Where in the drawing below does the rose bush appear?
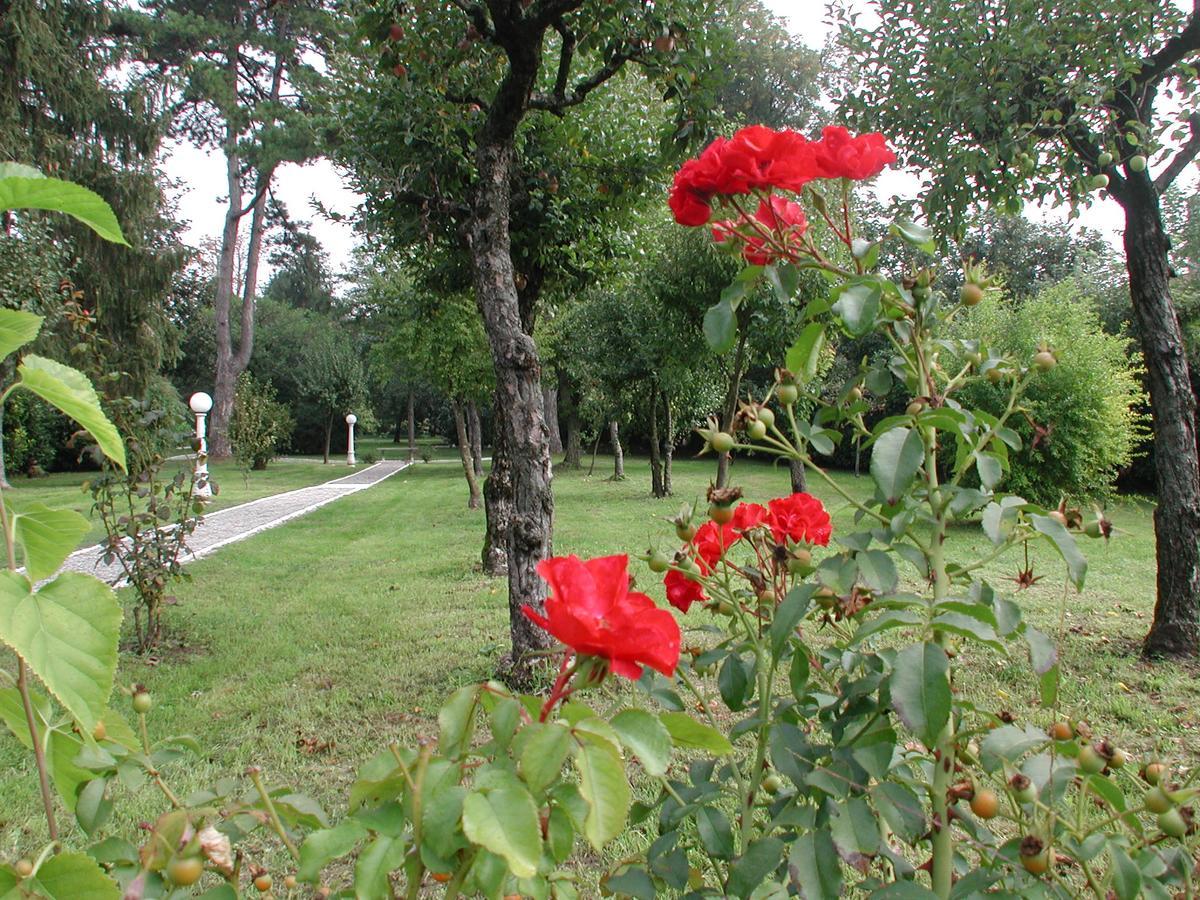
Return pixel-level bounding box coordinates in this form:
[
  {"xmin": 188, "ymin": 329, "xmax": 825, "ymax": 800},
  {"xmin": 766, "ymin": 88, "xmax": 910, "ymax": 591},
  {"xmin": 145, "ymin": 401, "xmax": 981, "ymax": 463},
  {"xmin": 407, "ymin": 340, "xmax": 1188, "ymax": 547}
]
[{"xmin": 4, "ymin": 135, "xmax": 1198, "ymax": 900}]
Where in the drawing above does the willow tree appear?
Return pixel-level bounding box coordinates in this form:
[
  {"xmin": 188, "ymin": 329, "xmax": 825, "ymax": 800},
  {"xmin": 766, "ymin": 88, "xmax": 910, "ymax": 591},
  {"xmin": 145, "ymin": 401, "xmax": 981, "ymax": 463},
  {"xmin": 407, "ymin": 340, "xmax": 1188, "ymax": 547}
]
[{"xmin": 836, "ymin": 0, "xmax": 1200, "ymax": 657}]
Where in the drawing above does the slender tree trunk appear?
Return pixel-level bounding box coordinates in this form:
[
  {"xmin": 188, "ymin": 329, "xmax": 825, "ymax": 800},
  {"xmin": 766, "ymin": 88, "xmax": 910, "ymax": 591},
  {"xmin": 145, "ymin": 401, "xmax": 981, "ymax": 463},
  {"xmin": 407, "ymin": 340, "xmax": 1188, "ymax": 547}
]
[
  {"xmin": 209, "ymin": 38, "xmax": 285, "ymax": 459},
  {"xmin": 323, "ymin": 414, "xmax": 332, "ymax": 465},
  {"xmin": 716, "ymin": 330, "xmax": 749, "ymax": 488},
  {"xmin": 610, "ymin": 419, "xmax": 624, "ymax": 481},
  {"xmin": 789, "ymin": 457, "xmax": 807, "ymax": 493},
  {"xmin": 407, "ymin": 389, "xmax": 416, "ymax": 461},
  {"xmin": 543, "ymin": 384, "xmax": 563, "ymax": 455},
  {"xmin": 559, "ymin": 375, "xmax": 582, "ymax": 468},
  {"xmin": 466, "ymin": 122, "xmax": 554, "ymax": 681},
  {"xmin": 482, "ymin": 402, "xmax": 510, "ymax": 576},
  {"xmin": 452, "ymin": 398, "xmax": 482, "ymax": 509},
  {"xmin": 468, "ymin": 399, "xmax": 484, "ymax": 478},
  {"xmin": 587, "ymin": 427, "xmax": 602, "ymax": 476},
  {"xmin": 1119, "ymin": 180, "xmax": 1200, "ymax": 657},
  {"xmin": 661, "ymin": 389, "xmax": 674, "ymax": 497},
  {"xmin": 649, "ymin": 384, "xmax": 665, "ymax": 498}
]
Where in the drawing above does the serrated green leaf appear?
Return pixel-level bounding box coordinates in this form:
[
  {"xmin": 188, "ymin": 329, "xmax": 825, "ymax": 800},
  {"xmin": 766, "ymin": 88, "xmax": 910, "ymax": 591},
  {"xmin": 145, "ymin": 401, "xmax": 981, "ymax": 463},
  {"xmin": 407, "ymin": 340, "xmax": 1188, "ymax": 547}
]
[
  {"xmin": 17, "ymin": 356, "xmax": 125, "ymax": 471},
  {"xmin": 890, "ymin": 643, "xmax": 950, "ymax": 748},
  {"xmin": 857, "ymin": 549, "xmax": 898, "ymax": 593},
  {"xmin": 889, "ymin": 219, "xmax": 936, "ymax": 253},
  {"xmin": 1030, "ymin": 514, "xmax": 1087, "ymax": 589},
  {"xmin": 26, "ymin": 851, "xmax": 119, "ymax": 899},
  {"xmin": 13, "ymin": 503, "xmax": 91, "ymax": 581},
  {"xmin": 438, "ymin": 684, "xmax": 480, "ymax": 757},
  {"xmin": 727, "ymin": 836, "xmax": 785, "ymax": 897},
  {"xmin": 789, "ymin": 830, "xmax": 842, "ymax": 899},
  {"xmin": 0, "ymin": 571, "xmax": 120, "ymax": 734},
  {"xmin": 0, "ymin": 176, "xmax": 128, "ymax": 244},
  {"xmin": 353, "ymin": 834, "xmax": 406, "ymax": 900},
  {"xmin": 519, "ymin": 721, "xmax": 571, "ymax": 793},
  {"xmin": 573, "ymin": 732, "xmax": 629, "ymax": 849},
  {"xmin": 871, "ymin": 426, "xmax": 924, "ymax": 505},
  {"xmin": 298, "ymin": 821, "xmax": 367, "ymax": 883},
  {"xmin": 0, "ymin": 308, "xmax": 43, "ymax": 359},
  {"xmin": 659, "ymin": 711, "xmax": 733, "ymax": 754},
  {"xmin": 786, "ymin": 322, "xmax": 826, "ymax": 385},
  {"xmin": 832, "ymin": 282, "xmax": 882, "ymax": 337},
  {"xmin": 980, "ymin": 723, "xmax": 1047, "ymax": 772},
  {"xmin": 703, "ymin": 298, "xmax": 737, "ymax": 353},
  {"xmin": 610, "ymin": 709, "xmax": 671, "ymax": 777}
]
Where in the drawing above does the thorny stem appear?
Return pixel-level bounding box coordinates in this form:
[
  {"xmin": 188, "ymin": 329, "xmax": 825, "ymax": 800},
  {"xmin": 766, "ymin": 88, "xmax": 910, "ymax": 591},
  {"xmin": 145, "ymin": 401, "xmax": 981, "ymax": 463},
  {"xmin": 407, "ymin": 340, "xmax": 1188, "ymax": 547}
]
[
  {"xmin": 403, "ymin": 740, "xmax": 435, "ymax": 900},
  {"xmin": 248, "ymin": 767, "xmax": 300, "ymax": 860},
  {"xmin": 0, "ymin": 482, "xmax": 59, "ymax": 845}
]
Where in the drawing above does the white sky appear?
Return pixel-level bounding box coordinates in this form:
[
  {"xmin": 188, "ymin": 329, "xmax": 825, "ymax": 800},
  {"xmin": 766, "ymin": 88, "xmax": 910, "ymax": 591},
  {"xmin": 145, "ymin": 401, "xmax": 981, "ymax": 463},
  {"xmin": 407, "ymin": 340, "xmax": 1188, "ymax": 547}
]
[{"xmin": 162, "ymin": 1, "xmax": 1138, "ymax": 278}]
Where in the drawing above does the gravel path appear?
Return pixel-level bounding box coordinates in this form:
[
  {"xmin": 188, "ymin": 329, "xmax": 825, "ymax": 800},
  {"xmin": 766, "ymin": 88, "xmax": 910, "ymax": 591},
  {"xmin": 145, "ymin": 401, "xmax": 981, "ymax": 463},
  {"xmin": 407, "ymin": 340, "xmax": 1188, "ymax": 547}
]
[{"xmin": 57, "ymin": 459, "xmax": 410, "ymax": 586}]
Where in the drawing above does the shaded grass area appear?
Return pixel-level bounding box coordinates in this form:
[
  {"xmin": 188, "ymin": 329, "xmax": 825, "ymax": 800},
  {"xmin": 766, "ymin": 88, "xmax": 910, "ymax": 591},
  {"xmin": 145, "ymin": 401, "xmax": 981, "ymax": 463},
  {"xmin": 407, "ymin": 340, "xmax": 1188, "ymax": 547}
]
[
  {"xmin": 0, "ymin": 458, "xmax": 363, "ymax": 548},
  {"xmin": 2, "ymin": 456, "xmax": 1196, "ymax": 866}
]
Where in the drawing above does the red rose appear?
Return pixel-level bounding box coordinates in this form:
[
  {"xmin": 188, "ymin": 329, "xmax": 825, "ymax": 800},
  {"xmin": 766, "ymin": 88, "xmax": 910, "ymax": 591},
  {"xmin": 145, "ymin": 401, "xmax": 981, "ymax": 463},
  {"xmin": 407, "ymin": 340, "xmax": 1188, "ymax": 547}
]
[
  {"xmin": 664, "ymin": 567, "xmax": 706, "ymax": 612},
  {"xmin": 525, "ymin": 554, "xmax": 680, "ymax": 678},
  {"xmin": 810, "ymin": 126, "xmax": 895, "ymax": 180},
  {"xmin": 731, "ymin": 501, "xmax": 768, "ymax": 533},
  {"xmin": 766, "ymin": 492, "xmax": 832, "ymax": 546},
  {"xmin": 693, "ymin": 519, "xmax": 739, "ymax": 568}
]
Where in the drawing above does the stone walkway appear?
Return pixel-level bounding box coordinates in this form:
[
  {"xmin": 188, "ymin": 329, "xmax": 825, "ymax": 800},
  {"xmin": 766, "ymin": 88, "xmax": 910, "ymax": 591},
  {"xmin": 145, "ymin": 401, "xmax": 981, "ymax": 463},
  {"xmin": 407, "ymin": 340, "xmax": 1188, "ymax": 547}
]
[{"xmin": 57, "ymin": 459, "xmax": 410, "ymax": 586}]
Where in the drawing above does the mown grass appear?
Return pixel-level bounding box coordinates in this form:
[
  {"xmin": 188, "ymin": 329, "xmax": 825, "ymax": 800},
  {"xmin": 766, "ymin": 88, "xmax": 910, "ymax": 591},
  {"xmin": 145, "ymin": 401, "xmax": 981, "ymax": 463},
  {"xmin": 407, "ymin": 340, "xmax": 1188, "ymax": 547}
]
[{"xmin": 1, "ymin": 455, "xmax": 1196, "ymax": 876}]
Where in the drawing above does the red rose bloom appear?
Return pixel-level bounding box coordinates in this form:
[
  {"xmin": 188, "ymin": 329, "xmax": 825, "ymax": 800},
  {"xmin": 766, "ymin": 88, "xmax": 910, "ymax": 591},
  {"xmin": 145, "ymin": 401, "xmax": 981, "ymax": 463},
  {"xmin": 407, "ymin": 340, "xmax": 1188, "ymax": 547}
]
[
  {"xmin": 731, "ymin": 501, "xmax": 768, "ymax": 533},
  {"xmin": 766, "ymin": 492, "xmax": 832, "ymax": 546},
  {"xmin": 525, "ymin": 554, "xmax": 680, "ymax": 678},
  {"xmin": 692, "ymin": 519, "xmax": 739, "ymax": 568},
  {"xmin": 810, "ymin": 126, "xmax": 895, "ymax": 181},
  {"xmin": 664, "ymin": 567, "xmax": 706, "ymax": 613}
]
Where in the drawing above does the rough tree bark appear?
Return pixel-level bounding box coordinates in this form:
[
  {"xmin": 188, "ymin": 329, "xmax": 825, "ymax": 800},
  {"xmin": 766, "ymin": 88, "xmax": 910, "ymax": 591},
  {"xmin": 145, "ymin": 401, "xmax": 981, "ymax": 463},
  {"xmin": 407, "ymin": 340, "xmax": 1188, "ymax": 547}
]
[
  {"xmin": 406, "ymin": 389, "xmax": 416, "ymax": 461},
  {"xmin": 649, "ymin": 384, "xmax": 665, "ymax": 498},
  {"xmin": 661, "ymin": 388, "xmax": 674, "ymax": 496},
  {"xmin": 543, "ymin": 384, "xmax": 562, "ymax": 455},
  {"xmin": 468, "ymin": 399, "xmax": 484, "ymax": 478},
  {"xmin": 1120, "ymin": 175, "xmax": 1200, "ymax": 656},
  {"xmin": 560, "ymin": 374, "xmax": 583, "ymax": 468},
  {"xmin": 452, "ymin": 398, "xmax": 483, "ymax": 509},
  {"xmin": 609, "ymin": 419, "xmax": 624, "ymax": 481},
  {"xmin": 209, "ymin": 40, "xmax": 284, "ymax": 459},
  {"xmin": 482, "ymin": 399, "xmax": 510, "ymax": 576},
  {"xmin": 789, "ymin": 457, "xmax": 807, "ymax": 493},
  {"xmin": 715, "ymin": 330, "xmax": 749, "ymax": 488}
]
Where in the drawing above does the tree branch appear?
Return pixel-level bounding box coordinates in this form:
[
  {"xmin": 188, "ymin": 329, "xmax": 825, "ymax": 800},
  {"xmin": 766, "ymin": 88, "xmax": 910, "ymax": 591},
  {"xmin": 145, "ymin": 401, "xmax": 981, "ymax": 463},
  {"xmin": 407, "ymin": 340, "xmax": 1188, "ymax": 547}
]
[
  {"xmin": 1134, "ymin": 9, "xmax": 1199, "ymax": 90},
  {"xmin": 1156, "ymin": 113, "xmax": 1200, "ymax": 192},
  {"xmin": 550, "ymin": 18, "xmax": 576, "ymax": 101},
  {"xmin": 450, "ymin": 0, "xmax": 494, "ymax": 41},
  {"xmin": 528, "ymin": 47, "xmax": 639, "ymax": 113}
]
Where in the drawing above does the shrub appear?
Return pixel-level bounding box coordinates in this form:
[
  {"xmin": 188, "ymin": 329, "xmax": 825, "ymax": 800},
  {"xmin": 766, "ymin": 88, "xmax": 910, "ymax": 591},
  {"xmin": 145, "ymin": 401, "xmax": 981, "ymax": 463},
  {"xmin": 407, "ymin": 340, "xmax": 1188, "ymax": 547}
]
[
  {"xmin": 231, "ymin": 373, "xmax": 293, "ymax": 470},
  {"xmin": 948, "ymin": 278, "xmax": 1147, "ymax": 505}
]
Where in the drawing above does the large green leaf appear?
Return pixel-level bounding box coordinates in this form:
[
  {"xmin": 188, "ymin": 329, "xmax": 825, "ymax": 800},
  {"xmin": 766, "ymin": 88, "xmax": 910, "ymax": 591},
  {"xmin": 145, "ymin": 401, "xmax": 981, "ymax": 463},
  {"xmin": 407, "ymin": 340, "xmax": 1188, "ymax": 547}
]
[
  {"xmin": 353, "ymin": 834, "xmax": 406, "ymax": 900},
  {"xmin": 870, "ymin": 427, "xmax": 924, "ymax": 505},
  {"xmin": 889, "ymin": 643, "xmax": 950, "ymax": 748},
  {"xmin": 610, "ymin": 709, "xmax": 672, "ymax": 777},
  {"xmin": 0, "ymin": 308, "xmax": 43, "ymax": 359},
  {"xmin": 789, "ymin": 830, "xmax": 842, "ymax": 899},
  {"xmin": 25, "ymin": 851, "xmax": 119, "ymax": 899},
  {"xmin": 572, "ymin": 732, "xmax": 629, "ymax": 849},
  {"xmin": 0, "ymin": 176, "xmax": 128, "ymax": 245},
  {"xmin": 786, "ymin": 322, "xmax": 826, "ymax": 385},
  {"xmin": 831, "ymin": 282, "xmax": 881, "ymax": 337},
  {"xmin": 462, "ymin": 782, "xmax": 543, "ymax": 878},
  {"xmin": 1030, "ymin": 514, "xmax": 1087, "ymax": 589},
  {"xmin": 703, "ymin": 298, "xmax": 737, "ymax": 353},
  {"xmin": 0, "ymin": 571, "xmax": 120, "ymax": 733},
  {"xmin": 0, "ymin": 686, "xmax": 92, "ymax": 811},
  {"xmin": 13, "ymin": 503, "xmax": 91, "ymax": 581},
  {"xmin": 659, "ymin": 711, "xmax": 733, "ymax": 754},
  {"xmin": 16, "ymin": 356, "xmax": 125, "ymax": 470},
  {"xmin": 298, "ymin": 821, "xmax": 367, "ymax": 883},
  {"xmin": 829, "ymin": 797, "xmax": 881, "ymax": 872},
  {"xmin": 519, "ymin": 721, "xmax": 571, "ymax": 794}
]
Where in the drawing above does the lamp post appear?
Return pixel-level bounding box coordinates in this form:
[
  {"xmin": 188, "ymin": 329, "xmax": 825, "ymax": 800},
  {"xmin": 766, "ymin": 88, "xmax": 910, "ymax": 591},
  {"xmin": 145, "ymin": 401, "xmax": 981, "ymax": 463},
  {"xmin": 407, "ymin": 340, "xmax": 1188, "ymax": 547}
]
[
  {"xmin": 189, "ymin": 392, "xmax": 214, "ymax": 500},
  {"xmin": 345, "ymin": 413, "xmax": 357, "ymax": 466}
]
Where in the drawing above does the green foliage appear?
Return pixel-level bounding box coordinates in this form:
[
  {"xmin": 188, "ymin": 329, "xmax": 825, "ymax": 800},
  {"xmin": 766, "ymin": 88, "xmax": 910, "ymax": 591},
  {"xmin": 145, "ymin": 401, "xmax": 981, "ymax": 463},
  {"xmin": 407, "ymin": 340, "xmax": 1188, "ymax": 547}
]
[
  {"xmin": 950, "ymin": 280, "xmax": 1148, "ymax": 503},
  {"xmin": 231, "ymin": 373, "xmax": 293, "ymax": 471}
]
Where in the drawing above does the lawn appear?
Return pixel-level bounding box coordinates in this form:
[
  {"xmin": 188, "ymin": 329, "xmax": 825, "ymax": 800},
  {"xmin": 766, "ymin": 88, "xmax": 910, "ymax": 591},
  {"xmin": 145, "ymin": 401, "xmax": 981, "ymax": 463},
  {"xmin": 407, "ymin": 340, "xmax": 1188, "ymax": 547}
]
[
  {"xmin": 1, "ymin": 455, "xmax": 1196, "ymax": 869},
  {"xmin": 0, "ymin": 457, "xmax": 363, "ymax": 549}
]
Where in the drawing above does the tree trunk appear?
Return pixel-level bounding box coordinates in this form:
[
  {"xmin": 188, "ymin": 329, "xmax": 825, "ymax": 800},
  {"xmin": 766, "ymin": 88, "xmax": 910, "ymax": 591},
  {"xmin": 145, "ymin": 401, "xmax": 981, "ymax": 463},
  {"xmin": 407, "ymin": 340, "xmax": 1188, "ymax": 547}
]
[
  {"xmin": 560, "ymin": 375, "xmax": 582, "ymax": 468},
  {"xmin": 587, "ymin": 427, "xmax": 602, "ymax": 476},
  {"xmin": 543, "ymin": 384, "xmax": 563, "ymax": 455},
  {"xmin": 465, "ymin": 124, "xmax": 555, "ymax": 682},
  {"xmin": 468, "ymin": 399, "xmax": 484, "ymax": 479},
  {"xmin": 789, "ymin": 457, "xmax": 807, "ymax": 493},
  {"xmin": 407, "ymin": 389, "xmax": 416, "ymax": 461},
  {"xmin": 322, "ymin": 414, "xmax": 332, "ymax": 465},
  {"xmin": 209, "ymin": 39, "xmax": 285, "ymax": 460},
  {"xmin": 452, "ymin": 398, "xmax": 482, "ymax": 509},
  {"xmin": 482, "ymin": 401, "xmax": 510, "ymax": 577},
  {"xmin": 716, "ymin": 330, "xmax": 749, "ymax": 488},
  {"xmin": 649, "ymin": 385, "xmax": 665, "ymax": 498},
  {"xmin": 1120, "ymin": 180, "xmax": 1200, "ymax": 657},
  {"xmin": 610, "ymin": 419, "xmax": 624, "ymax": 481},
  {"xmin": 661, "ymin": 388, "xmax": 674, "ymax": 497}
]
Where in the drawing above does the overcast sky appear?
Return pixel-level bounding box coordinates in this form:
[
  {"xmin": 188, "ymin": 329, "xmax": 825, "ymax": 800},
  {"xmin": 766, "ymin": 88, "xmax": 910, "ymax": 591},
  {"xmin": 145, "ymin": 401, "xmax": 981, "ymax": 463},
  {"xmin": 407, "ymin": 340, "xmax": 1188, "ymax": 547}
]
[{"xmin": 161, "ymin": 1, "xmax": 1132, "ymax": 279}]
